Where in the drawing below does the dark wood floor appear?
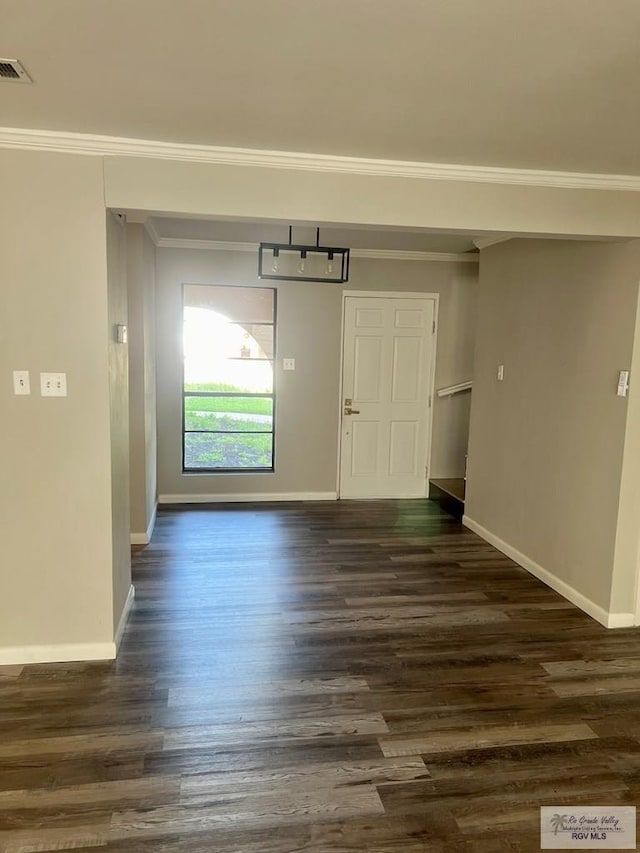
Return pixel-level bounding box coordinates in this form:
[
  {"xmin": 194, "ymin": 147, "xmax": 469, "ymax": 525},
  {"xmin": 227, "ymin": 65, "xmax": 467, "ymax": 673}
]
[{"xmin": 3, "ymin": 499, "xmax": 640, "ymax": 852}]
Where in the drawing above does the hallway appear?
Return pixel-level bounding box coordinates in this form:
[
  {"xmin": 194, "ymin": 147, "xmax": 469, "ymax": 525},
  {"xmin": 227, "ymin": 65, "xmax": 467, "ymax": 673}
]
[{"xmin": 2, "ymin": 500, "xmax": 640, "ymax": 851}]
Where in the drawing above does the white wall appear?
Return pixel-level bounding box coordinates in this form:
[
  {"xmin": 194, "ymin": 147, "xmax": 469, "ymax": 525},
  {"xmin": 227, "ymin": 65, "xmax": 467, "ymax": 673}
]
[
  {"xmin": 155, "ymin": 248, "xmax": 477, "ymax": 499},
  {"xmin": 611, "ymin": 290, "xmax": 640, "ymax": 618},
  {"xmin": 0, "ymin": 149, "xmax": 116, "ymax": 663},
  {"xmin": 106, "ymin": 213, "xmax": 132, "ymax": 628},
  {"xmin": 127, "ymin": 224, "xmax": 157, "ymax": 539},
  {"xmin": 465, "ymin": 238, "xmax": 640, "ymax": 626}
]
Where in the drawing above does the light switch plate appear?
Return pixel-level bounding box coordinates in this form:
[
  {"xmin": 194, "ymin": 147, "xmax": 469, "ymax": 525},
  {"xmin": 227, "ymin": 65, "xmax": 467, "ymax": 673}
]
[
  {"xmin": 283, "ymin": 358, "xmax": 295, "ymax": 371},
  {"xmin": 13, "ymin": 370, "xmax": 30, "ymax": 395},
  {"xmin": 40, "ymin": 372, "xmax": 67, "ymax": 397},
  {"xmin": 497, "ymin": 364, "xmax": 504, "ymax": 381},
  {"xmin": 617, "ymin": 369, "xmax": 630, "ymax": 397}
]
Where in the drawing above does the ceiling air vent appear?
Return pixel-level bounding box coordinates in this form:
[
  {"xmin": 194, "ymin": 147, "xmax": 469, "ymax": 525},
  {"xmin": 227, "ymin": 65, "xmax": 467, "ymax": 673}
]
[{"xmin": 0, "ymin": 59, "xmax": 32, "ymax": 83}]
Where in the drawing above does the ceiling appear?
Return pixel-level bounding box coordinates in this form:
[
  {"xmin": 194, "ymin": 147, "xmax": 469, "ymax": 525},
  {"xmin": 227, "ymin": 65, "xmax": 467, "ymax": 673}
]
[{"xmin": 2, "ymin": 0, "xmax": 640, "ymax": 175}]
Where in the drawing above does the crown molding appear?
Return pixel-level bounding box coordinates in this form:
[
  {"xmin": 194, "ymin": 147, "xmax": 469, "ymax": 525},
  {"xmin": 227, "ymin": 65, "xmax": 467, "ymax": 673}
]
[
  {"xmin": 156, "ymin": 237, "xmax": 256, "ymax": 253},
  {"xmin": 143, "ymin": 218, "xmax": 161, "ymax": 246},
  {"xmin": 473, "ymin": 235, "xmax": 511, "ymax": 250},
  {"xmin": 151, "ymin": 235, "xmax": 479, "ymax": 263},
  {"xmin": 351, "ymin": 248, "xmax": 478, "ymax": 263},
  {"xmin": 2, "ymin": 126, "xmax": 640, "ymax": 192}
]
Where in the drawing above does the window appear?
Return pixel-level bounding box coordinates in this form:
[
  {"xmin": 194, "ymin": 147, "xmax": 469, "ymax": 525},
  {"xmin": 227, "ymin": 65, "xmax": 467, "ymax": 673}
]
[{"xmin": 182, "ymin": 284, "xmax": 276, "ymax": 472}]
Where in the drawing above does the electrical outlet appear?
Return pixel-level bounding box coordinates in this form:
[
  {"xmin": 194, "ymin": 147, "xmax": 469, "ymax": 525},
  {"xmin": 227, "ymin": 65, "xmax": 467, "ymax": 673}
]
[
  {"xmin": 40, "ymin": 372, "xmax": 67, "ymax": 397},
  {"xmin": 283, "ymin": 358, "xmax": 296, "ymax": 371},
  {"xmin": 13, "ymin": 370, "xmax": 30, "ymax": 395}
]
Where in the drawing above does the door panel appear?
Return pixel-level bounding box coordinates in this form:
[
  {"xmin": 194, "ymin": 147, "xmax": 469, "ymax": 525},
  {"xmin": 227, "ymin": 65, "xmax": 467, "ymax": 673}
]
[
  {"xmin": 351, "ymin": 421, "xmax": 380, "ymax": 476},
  {"xmin": 356, "ymin": 308, "xmax": 384, "ymax": 327},
  {"xmin": 354, "ymin": 336, "xmax": 383, "ymax": 401},
  {"xmin": 392, "ymin": 337, "xmax": 422, "ymax": 402},
  {"xmin": 389, "ymin": 421, "xmax": 419, "ymax": 476},
  {"xmin": 394, "ymin": 308, "xmax": 424, "ymax": 328},
  {"xmin": 339, "ymin": 295, "xmax": 435, "ymax": 499}
]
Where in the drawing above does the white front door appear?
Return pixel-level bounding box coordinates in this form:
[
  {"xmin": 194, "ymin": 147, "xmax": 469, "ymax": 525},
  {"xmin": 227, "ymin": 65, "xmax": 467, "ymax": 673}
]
[{"xmin": 339, "ymin": 295, "xmax": 436, "ymax": 499}]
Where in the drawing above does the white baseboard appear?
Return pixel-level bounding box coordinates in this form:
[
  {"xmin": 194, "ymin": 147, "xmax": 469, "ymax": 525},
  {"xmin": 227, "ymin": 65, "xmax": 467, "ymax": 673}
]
[
  {"xmin": 0, "ymin": 586, "xmax": 135, "ymax": 666},
  {"xmin": 0, "ymin": 641, "xmax": 116, "ymax": 666},
  {"xmin": 130, "ymin": 502, "xmax": 158, "ymax": 545},
  {"xmin": 340, "ymin": 492, "xmax": 428, "ymax": 500},
  {"xmin": 114, "ymin": 584, "xmax": 135, "ymax": 651},
  {"xmin": 462, "ymin": 514, "xmax": 631, "ymax": 629},
  {"xmin": 158, "ymin": 492, "xmax": 338, "ymax": 504},
  {"xmin": 606, "ymin": 611, "xmax": 635, "ymax": 629}
]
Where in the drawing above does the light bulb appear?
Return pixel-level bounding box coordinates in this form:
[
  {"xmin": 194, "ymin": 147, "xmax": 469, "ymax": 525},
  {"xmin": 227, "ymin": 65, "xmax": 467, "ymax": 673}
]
[
  {"xmin": 271, "ymin": 248, "xmax": 279, "ymax": 273},
  {"xmin": 326, "ymin": 251, "xmax": 334, "ymax": 275},
  {"xmin": 298, "ymin": 250, "xmax": 307, "ymax": 273}
]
